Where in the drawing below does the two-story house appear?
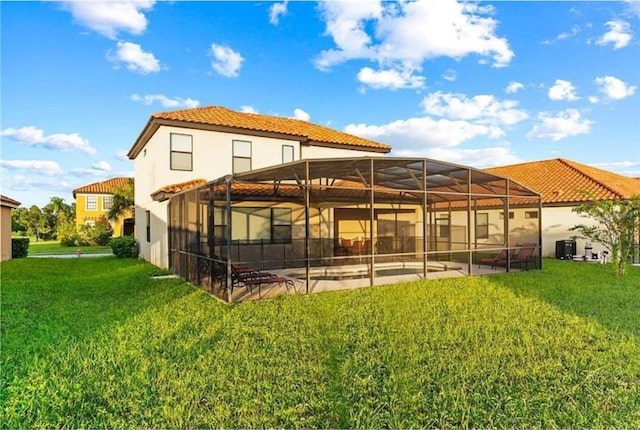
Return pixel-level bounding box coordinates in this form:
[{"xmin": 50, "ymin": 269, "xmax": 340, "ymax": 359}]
[
  {"xmin": 127, "ymin": 105, "xmax": 392, "ymax": 268},
  {"xmin": 73, "ymin": 177, "xmax": 135, "ymax": 237}
]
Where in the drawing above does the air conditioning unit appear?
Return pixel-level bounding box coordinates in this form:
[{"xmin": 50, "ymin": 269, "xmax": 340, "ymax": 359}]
[{"xmin": 555, "ymin": 240, "xmax": 576, "ymax": 260}]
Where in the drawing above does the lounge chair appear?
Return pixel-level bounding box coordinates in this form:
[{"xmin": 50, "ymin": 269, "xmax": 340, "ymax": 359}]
[
  {"xmin": 231, "ymin": 265, "xmax": 294, "ymax": 297},
  {"xmin": 478, "ymin": 247, "xmax": 512, "ymax": 269},
  {"xmin": 494, "ymin": 244, "xmax": 537, "ymax": 270}
]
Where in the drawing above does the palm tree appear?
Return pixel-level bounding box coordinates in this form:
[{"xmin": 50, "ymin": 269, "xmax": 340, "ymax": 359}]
[{"xmin": 108, "ymin": 178, "xmax": 134, "ymax": 221}]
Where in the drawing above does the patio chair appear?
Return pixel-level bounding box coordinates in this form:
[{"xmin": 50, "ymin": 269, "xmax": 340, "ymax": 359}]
[
  {"xmin": 478, "ymin": 247, "xmax": 512, "ymax": 269},
  {"xmin": 494, "ymin": 244, "xmax": 537, "ymax": 270},
  {"xmin": 231, "ymin": 265, "xmax": 294, "ymax": 298}
]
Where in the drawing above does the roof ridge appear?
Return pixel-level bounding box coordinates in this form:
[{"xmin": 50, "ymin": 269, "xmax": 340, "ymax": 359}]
[{"xmin": 557, "ymin": 158, "xmax": 624, "ymax": 199}]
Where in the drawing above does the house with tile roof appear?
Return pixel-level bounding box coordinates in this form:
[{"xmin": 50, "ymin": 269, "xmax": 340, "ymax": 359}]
[
  {"xmin": 1, "ymin": 195, "xmax": 21, "ymax": 261},
  {"xmin": 486, "ymin": 158, "xmax": 640, "ymax": 258},
  {"xmin": 72, "ymin": 177, "xmax": 135, "ymax": 237},
  {"xmin": 128, "ymin": 105, "xmax": 391, "ymax": 268}
]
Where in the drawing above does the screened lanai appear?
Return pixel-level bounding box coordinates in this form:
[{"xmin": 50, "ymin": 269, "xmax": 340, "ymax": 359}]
[{"xmin": 167, "ymin": 157, "xmax": 542, "ymax": 302}]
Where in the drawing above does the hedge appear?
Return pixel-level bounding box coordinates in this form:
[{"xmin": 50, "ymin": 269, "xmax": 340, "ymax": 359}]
[{"xmin": 11, "ymin": 238, "xmax": 30, "ymax": 258}]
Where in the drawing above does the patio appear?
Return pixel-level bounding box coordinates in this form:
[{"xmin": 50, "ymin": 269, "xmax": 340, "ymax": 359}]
[{"xmin": 166, "ymin": 157, "xmax": 542, "ymax": 302}]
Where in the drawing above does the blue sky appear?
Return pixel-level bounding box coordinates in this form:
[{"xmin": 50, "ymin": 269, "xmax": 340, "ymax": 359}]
[{"xmin": 2, "ymin": 0, "xmax": 639, "ymax": 208}]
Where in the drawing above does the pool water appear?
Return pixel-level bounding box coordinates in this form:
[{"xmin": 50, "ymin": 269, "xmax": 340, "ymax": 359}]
[{"xmin": 286, "ymin": 266, "xmax": 456, "ymax": 281}]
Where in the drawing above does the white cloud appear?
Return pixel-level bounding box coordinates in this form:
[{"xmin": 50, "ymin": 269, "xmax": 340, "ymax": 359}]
[
  {"xmin": 345, "ymin": 116, "xmax": 504, "ymax": 149},
  {"xmin": 542, "ymin": 25, "xmax": 580, "ymax": 45},
  {"xmin": 292, "ymin": 108, "xmax": 310, "ymax": 121},
  {"xmin": 116, "ymin": 149, "xmax": 129, "ymax": 161},
  {"xmin": 239, "ymin": 105, "xmax": 258, "ymax": 114},
  {"xmin": 421, "ymin": 92, "xmax": 528, "ymax": 126},
  {"xmin": 594, "ymin": 75, "xmax": 637, "ymax": 100},
  {"xmin": 357, "ymin": 66, "xmax": 425, "ymax": 90},
  {"xmin": 210, "ymin": 44, "xmax": 244, "ymax": 77},
  {"xmin": 442, "ymin": 69, "xmax": 457, "ymax": 82},
  {"xmin": 92, "ymin": 161, "xmax": 112, "ymax": 171},
  {"xmin": 505, "ymin": 81, "xmax": 524, "ymax": 94},
  {"xmin": 392, "ymin": 146, "xmax": 521, "ymax": 168},
  {"xmin": 130, "ymin": 93, "xmax": 200, "ymax": 108},
  {"xmin": 269, "ymin": 1, "xmax": 288, "ymax": 25},
  {"xmin": 588, "ymin": 96, "xmax": 600, "ymax": 104},
  {"xmin": 526, "ymin": 109, "xmax": 593, "ymax": 141},
  {"xmin": 0, "ymin": 159, "xmax": 63, "ymax": 176},
  {"xmin": 1, "ymin": 126, "xmax": 96, "ymax": 154},
  {"xmin": 315, "ymin": 0, "xmax": 513, "ymax": 87},
  {"xmin": 596, "ymin": 20, "xmax": 633, "ymax": 49},
  {"xmin": 108, "ymin": 41, "xmax": 161, "ymax": 74},
  {"xmin": 60, "ymin": 0, "xmax": 155, "ymax": 39},
  {"xmin": 548, "ymin": 79, "xmax": 579, "ymax": 101}
]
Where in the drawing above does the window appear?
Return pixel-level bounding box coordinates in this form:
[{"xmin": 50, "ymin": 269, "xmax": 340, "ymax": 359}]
[
  {"xmin": 233, "ymin": 140, "xmax": 251, "ymax": 173},
  {"xmin": 103, "ymin": 195, "xmax": 113, "ymax": 211},
  {"xmin": 525, "ymin": 211, "xmax": 539, "ymax": 219},
  {"xmin": 84, "ymin": 220, "xmax": 96, "ymax": 227},
  {"xmin": 499, "ymin": 211, "xmax": 514, "ymax": 219},
  {"xmin": 282, "ymin": 145, "xmax": 294, "ymax": 163},
  {"xmin": 86, "ymin": 195, "xmax": 97, "ymax": 211},
  {"xmin": 476, "ymin": 213, "xmax": 489, "ymax": 239},
  {"xmin": 170, "ymin": 133, "xmax": 193, "ymax": 171},
  {"xmin": 145, "ymin": 210, "xmax": 151, "ymax": 242},
  {"xmin": 231, "ymin": 207, "xmax": 291, "ymax": 244},
  {"xmin": 436, "ymin": 215, "xmax": 449, "ymax": 238},
  {"xmin": 213, "ymin": 207, "xmax": 227, "ymax": 244}
]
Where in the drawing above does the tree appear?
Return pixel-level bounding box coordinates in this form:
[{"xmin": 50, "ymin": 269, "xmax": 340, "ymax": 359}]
[
  {"xmin": 108, "ymin": 178, "xmax": 134, "ymax": 221},
  {"xmin": 42, "ymin": 196, "xmax": 73, "ymax": 239},
  {"xmin": 571, "ymin": 192, "xmax": 640, "ymax": 277}
]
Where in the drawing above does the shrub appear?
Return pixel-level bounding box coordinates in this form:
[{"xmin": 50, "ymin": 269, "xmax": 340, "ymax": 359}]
[
  {"xmin": 96, "ymin": 231, "xmax": 113, "ymax": 246},
  {"xmin": 110, "ymin": 236, "xmax": 138, "ymax": 258},
  {"xmin": 11, "ymin": 238, "xmax": 29, "ymax": 258}
]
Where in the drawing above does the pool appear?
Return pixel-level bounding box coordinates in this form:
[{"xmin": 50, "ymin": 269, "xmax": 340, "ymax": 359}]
[{"xmin": 285, "ymin": 263, "xmax": 461, "ymax": 281}]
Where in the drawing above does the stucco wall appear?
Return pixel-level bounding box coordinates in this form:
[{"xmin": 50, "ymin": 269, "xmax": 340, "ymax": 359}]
[
  {"xmin": 1, "ymin": 206, "xmax": 12, "ymax": 261},
  {"xmin": 541, "ymin": 206, "xmax": 601, "ymax": 257},
  {"xmin": 134, "ymin": 125, "xmax": 385, "ymax": 268}
]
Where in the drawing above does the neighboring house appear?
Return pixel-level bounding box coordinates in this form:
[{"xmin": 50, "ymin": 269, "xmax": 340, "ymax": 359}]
[
  {"xmin": 127, "ymin": 105, "xmax": 391, "ymax": 268},
  {"xmin": 1, "ymin": 195, "xmax": 21, "ymax": 261},
  {"xmin": 73, "ymin": 177, "xmax": 135, "ymax": 237},
  {"xmin": 486, "ymin": 158, "xmax": 640, "ymax": 257}
]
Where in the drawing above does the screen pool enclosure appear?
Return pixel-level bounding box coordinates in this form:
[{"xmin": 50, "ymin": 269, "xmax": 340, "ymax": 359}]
[{"xmin": 167, "ymin": 157, "xmax": 542, "ymax": 302}]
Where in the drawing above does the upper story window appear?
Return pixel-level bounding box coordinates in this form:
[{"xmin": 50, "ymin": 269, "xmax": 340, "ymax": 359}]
[
  {"xmin": 86, "ymin": 195, "xmax": 97, "ymax": 211},
  {"xmin": 233, "ymin": 140, "xmax": 251, "ymax": 173},
  {"xmin": 103, "ymin": 195, "xmax": 113, "ymax": 211},
  {"xmin": 282, "ymin": 145, "xmax": 294, "ymax": 163},
  {"xmin": 525, "ymin": 210, "xmax": 539, "ymax": 219},
  {"xmin": 499, "ymin": 211, "xmax": 515, "ymax": 219},
  {"xmin": 170, "ymin": 133, "xmax": 193, "ymax": 171}
]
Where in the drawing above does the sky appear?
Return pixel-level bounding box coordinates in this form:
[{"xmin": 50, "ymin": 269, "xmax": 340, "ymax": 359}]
[{"xmin": 2, "ymin": 0, "xmax": 639, "ymax": 208}]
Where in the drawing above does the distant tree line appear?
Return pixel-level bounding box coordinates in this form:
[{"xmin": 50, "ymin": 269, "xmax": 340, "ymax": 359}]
[{"xmin": 12, "ymin": 197, "xmax": 75, "ymax": 241}]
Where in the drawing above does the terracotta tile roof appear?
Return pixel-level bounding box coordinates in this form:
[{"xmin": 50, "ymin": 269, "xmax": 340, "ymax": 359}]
[
  {"xmin": 1, "ymin": 194, "xmax": 21, "ymax": 208},
  {"xmin": 73, "ymin": 177, "xmax": 133, "ymax": 198},
  {"xmin": 151, "ymin": 179, "xmax": 208, "ymax": 201},
  {"xmin": 130, "ymin": 106, "xmax": 391, "ymax": 158},
  {"xmin": 486, "ymin": 158, "xmax": 640, "ymax": 205}
]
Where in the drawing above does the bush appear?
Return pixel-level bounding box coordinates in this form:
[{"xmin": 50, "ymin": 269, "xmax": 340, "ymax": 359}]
[
  {"xmin": 11, "ymin": 238, "xmax": 29, "ymax": 258},
  {"xmin": 110, "ymin": 236, "xmax": 138, "ymax": 258},
  {"xmin": 96, "ymin": 231, "xmax": 113, "ymax": 246}
]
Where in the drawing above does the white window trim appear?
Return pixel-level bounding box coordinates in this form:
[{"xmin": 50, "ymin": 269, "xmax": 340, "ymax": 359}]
[{"xmin": 86, "ymin": 195, "xmax": 98, "ymax": 211}]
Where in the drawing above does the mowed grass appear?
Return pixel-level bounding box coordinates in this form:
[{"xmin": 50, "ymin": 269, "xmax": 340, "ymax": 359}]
[
  {"xmin": 1, "ymin": 258, "xmax": 639, "ymax": 428},
  {"xmin": 27, "ymin": 240, "xmax": 112, "ymax": 255}
]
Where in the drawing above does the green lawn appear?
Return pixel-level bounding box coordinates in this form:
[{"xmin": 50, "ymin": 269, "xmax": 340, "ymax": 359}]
[
  {"xmin": 1, "ymin": 258, "xmax": 639, "ymax": 428},
  {"xmin": 26, "ymin": 240, "xmax": 112, "ymax": 255}
]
